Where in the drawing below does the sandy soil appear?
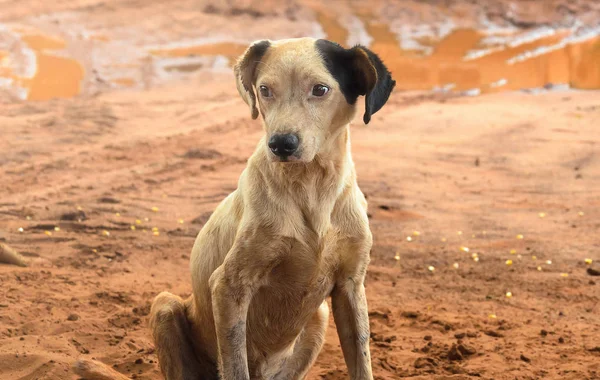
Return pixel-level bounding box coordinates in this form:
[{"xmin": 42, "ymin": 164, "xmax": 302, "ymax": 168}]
[{"xmin": 1, "ymin": 1, "xmax": 600, "ymax": 380}]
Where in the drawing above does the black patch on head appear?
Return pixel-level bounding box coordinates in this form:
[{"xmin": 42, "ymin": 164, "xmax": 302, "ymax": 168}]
[
  {"xmin": 315, "ymin": 40, "xmax": 364, "ymax": 106},
  {"xmin": 315, "ymin": 39, "xmax": 396, "ymax": 124}
]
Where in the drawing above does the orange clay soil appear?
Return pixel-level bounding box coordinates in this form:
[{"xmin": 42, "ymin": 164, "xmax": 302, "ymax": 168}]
[{"xmin": 1, "ymin": 1, "xmax": 600, "ymax": 380}]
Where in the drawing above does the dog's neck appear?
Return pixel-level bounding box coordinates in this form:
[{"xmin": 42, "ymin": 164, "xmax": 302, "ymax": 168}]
[{"xmin": 247, "ymin": 126, "xmax": 355, "ymax": 237}]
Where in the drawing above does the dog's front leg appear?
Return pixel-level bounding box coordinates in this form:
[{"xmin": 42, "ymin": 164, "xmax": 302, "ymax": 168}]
[
  {"xmin": 331, "ymin": 234, "xmax": 373, "ymax": 380},
  {"xmin": 209, "ymin": 236, "xmax": 285, "ymax": 380},
  {"xmin": 331, "ymin": 278, "xmax": 373, "ymax": 380}
]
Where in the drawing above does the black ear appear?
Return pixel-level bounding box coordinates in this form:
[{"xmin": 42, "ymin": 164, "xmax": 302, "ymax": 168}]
[
  {"xmin": 234, "ymin": 40, "xmax": 271, "ymax": 119},
  {"xmin": 316, "ymin": 40, "xmax": 396, "ymax": 124}
]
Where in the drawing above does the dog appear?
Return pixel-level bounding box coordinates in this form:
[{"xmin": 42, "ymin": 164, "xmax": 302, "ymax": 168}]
[{"xmin": 149, "ymin": 37, "xmax": 395, "ymax": 380}]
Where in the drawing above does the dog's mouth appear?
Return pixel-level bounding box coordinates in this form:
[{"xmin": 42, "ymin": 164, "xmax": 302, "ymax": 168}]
[{"xmin": 273, "ymin": 154, "xmax": 302, "ymax": 163}]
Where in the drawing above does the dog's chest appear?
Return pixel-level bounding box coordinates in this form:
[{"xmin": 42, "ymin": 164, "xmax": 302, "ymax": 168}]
[{"xmin": 266, "ymin": 229, "xmax": 340, "ymax": 304}]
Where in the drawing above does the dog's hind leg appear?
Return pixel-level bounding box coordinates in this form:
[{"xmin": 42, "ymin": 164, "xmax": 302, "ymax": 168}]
[
  {"xmin": 274, "ymin": 301, "xmax": 329, "ymax": 380},
  {"xmin": 150, "ymin": 292, "xmax": 217, "ymax": 380}
]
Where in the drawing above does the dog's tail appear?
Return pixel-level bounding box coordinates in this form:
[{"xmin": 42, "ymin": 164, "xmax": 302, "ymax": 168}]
[{"xmin": 72, "ymin": 359, "xmax": 130, "ymax": 380}]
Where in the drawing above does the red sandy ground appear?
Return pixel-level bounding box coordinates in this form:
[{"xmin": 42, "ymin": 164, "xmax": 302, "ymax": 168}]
[{"xmin": 1, "ymin": 1, "xmax": 600, "ymax": 380}]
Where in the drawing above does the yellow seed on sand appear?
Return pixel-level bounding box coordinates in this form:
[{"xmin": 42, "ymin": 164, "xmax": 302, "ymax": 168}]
[
  {"xmin": 473, "ymin": 257, "xmax": 480, "ymax": 262},
  {"xmin": 546, "ymin": 260, "xmax": 552, "ymax": 265},
  {"xmin": 453, "ymin": 263, "xmax": 459, "ymax": 269},
  {"xmin": 130, "ymin": 225, "xmax": 136, "ymax": 230},
  {"xmin": 441, "ymin": 237, "xmax": 447, "ymax": 242},
  {"xmin": 54, "ymin": 227, "xmax": 60, "ymax": 232},
  {"xmin": 461, "ymin": 246, "xmax": 470, "ymax": 252},
  {"xmin": 151, "ymin": 206, "xmax": 159, "ymax": 212},
  {"xmin": 413, "ymin": 231, "xmax": 420, "ymax": 236},
  {"xmin": 178, "ymin": 219, "xmax": 184, "ymax": 224},
  {"xmin": 18, "ymin": 227, "xmax": 24, "ymax": 233},
  {"xmin": 153, "ymin": 231, "xmax": 160, "ymax": 236},
  {"xmin": 135, "ymin": 219, "xmax": 142, "ymax": 225},
  {"xmin": 406, "ymin": 236, "xmax": 412, "ymax": 242},
  {"xmin": 457, "ymin": 231, "xmax": 463, "ymax": 235},
  {"xmin": 532, "ymin": 255, "xmax": 537, "ymax": 260},
  {"xmin": 489, "ymin": 314, "xmax": 497, "ymax": 319},
  {"xmin": 560, "ymin": 273, "xmax": 569, "ymax": 277},
  {"xmin": 505, "ymin": 291, "xmax": 512, "ymax": 298},
  {"xmin": 510, "ymin": 249, "xmax": 517, "ymax": 255},
  {"xmin": 505, "ymin": 259, "xmax": 513, "ymax": 266},
  {"xmin": 115, "ymin": 212, "xmax": 121, "ymax": 217},
  {"xmin": 471, "ymin": 252, "xmax": 478, "ymax": 258},
  {"xmin": 428, "ymin": 266, "xmax": 435, "ymax": 272},
  {"xmin": 102, "ymin": 230, "xmax": 110, "ymax": 236},
  {"xmin": 394, "ymin": 255, "xmax": 400, "ymax": 261},
  {"xmin": 152, "ymin": 227, "xmax": 159, "ymax": 232},
  {"xmin": 578, "ymin": 211, "xmax": 584, "ymax": 216},
  {"xmin": 538, "ymin": 212, "xmax": 546, "ymax": 218},
  {"xmin": 92, "ymin": 249, "xmax": 97, "ymax": 253},
  {"xmin": 516, "ymin": 234, "xmax": 524, "ymax": 239},
  {"xmin": 537, "ymin": 266, "xmax": 542, "ymax": 271},
  {"xmin": 26, "ymin": 216, "xmax": 32, "ymax": 220},
  {"xmin": 584, "ymin": 258, "xmax": 593, "ymax": 265},
  {"xmin": 44, "ymin": 231, "xmax": 52, "ymax": 236}
]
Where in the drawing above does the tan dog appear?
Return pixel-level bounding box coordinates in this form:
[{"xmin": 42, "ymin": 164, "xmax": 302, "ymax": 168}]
[{"xmin": 150, "ymin": 38, "xmax": 395, "ymax": 380}]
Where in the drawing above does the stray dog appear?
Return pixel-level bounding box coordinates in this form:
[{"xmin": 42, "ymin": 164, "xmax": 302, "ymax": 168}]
[{"xmin": 150, "ymin": 38, "xmax": 395, "ymax": 380}]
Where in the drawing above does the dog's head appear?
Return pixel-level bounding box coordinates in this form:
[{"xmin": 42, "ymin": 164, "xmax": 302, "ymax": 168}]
[{"xmin": 235, "ymin": 38, "xmax": 395, "ymax": 163}]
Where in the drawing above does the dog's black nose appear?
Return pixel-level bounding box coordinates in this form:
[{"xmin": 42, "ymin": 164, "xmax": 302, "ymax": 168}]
[{"xmin": 268, "ymin": 134, "xmax": 299, "ymax": 157}]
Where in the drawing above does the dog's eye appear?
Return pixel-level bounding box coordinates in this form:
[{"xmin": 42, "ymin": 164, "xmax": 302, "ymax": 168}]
[
  {"xmin": 312, "ymin": 84, "xmax": 329, "ymax": 97},
  {"xmin": 259, "ymin": 85, "xmax": 272, "ymax": 98}
]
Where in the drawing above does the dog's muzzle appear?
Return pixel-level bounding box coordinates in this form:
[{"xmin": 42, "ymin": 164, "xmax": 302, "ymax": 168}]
[{"xmin": 268, "ymin": 133, "xmax": 299, "ymax": 159}]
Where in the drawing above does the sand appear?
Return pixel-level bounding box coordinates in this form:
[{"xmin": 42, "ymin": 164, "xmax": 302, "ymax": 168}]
[{"xmin": 1, "ymin": 1, "xmax": 599, "ymax": 379}]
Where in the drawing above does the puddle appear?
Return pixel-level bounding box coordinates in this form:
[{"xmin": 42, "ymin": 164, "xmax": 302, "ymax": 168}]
[
  {"xmin": 21, "ymin": 35, "xmax": 66, "ymax": 51},
  {"xmin": 150, "ymin": 42, "xmax": 247, "ymax": 61},
  {"xmin": 113, "ymin": 77, "xmax": 136, "ymax": 87},
  {"xmin": 0, "ymin": 32, "xmax": 84, "ymax": 100},
  {"xmin": 315, "ymin": 10, "xmax": 348, "ymax": 46},
  {"xmin": 24, "ymin": 52, "xmax": 84, "ymax": 100}
]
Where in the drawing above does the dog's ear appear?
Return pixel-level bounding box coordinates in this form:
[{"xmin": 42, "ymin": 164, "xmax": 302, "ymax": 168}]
[
  {"xmin": 234, "ymin": 40, "xmax": 271, "ymax": 119},
  {"xmin": 316, "ymin": 40, "xmax": 396, "ymax": 124}
]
